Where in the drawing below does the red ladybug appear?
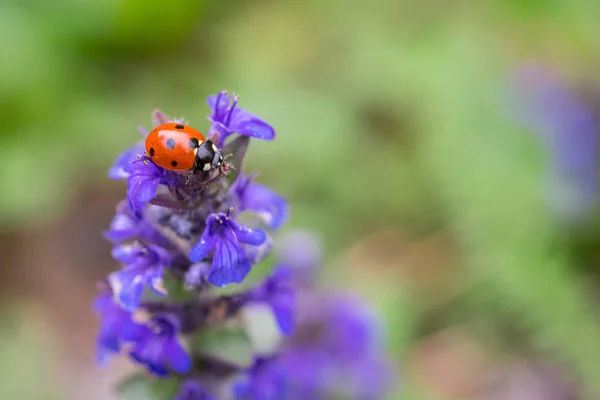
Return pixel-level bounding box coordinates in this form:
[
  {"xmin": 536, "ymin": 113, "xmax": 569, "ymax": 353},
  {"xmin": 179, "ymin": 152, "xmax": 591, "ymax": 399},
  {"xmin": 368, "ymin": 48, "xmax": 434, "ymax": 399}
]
[{"xmin": 145, "ymin": 123, "xmax": 223, "ymax": 173}]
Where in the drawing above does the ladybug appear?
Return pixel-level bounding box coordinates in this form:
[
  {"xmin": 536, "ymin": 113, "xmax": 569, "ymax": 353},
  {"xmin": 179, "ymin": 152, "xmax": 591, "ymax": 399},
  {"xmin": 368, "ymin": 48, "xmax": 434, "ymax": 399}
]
[{"xmin": 145, "ymin": 122, "xmax": 223, "ymax": 174}]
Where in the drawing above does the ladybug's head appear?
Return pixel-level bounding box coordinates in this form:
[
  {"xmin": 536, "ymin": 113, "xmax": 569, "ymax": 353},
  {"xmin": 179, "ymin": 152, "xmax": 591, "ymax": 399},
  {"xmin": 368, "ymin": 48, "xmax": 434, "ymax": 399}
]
[{"xmin": 195, "ymin": 140, "xmax": 223, "ymax": 173}]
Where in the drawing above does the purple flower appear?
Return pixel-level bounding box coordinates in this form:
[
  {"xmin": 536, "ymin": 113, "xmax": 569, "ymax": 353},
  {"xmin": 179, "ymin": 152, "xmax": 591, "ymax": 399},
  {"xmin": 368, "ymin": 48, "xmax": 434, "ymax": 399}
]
[
  {"xmin": 175, "ymin": 380, "xmax": 215, "ymax": 400},
  {"xmin": 247, "ymin": 266, "xmax": 296, "ymax": 335},
  {"xmin": 189, "ymin": 210, "xmax": 267, "ymax": 287},
  {"xmin": 93, "ymin": 286, "xmax": 145, "ymax": 365},
  {"xmin": 232, "ymin": 173, "xmax": 288, "ymax": 229},
  {"xmin": 126, "ymin": 156, "xmax": 180, "ymax": 213},
  {"xmin": 281, "ymin": 292, "xmax": 393, "ymax": 399},
  {"xmin": 326, "ymin": 295, "xmax": 382, "ymax": 360},
  {"xmin": 103, "ymin": 201, "xmax": 169, "ymax": 247},
  {"xmin": 109, "ymin": 142, "xmax": 145, "ymax": 180},
  {"xmin": 280, "ymin": 349, "xmax": 332, "ymax": 399},
  {"xmin": 108, "ymin": 242, "xmax": 173, "ymax": 311},
  {"xmin": 207, "ymin": 91, "xmax": 276, "ymax": 146},
  {"xmin": 129, "ymin": 314, "xmax": 192, "ymax": 377},
  {"xmin": 183, "ymin": 262, "xmax": 211, "ymax": 290},
  {"xmin": 233, "ymin": 357, "xmax": 286, "ymax": 400},
  {"xmin": 512, "ymin": 65, "xmax": 600, "ymax": 218}
]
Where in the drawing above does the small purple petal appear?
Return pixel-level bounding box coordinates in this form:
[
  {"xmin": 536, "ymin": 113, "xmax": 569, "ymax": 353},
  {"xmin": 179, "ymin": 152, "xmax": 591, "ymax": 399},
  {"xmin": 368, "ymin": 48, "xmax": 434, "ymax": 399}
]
[
  {"xmin": 190, "ymin": 213, "xmax": 268, "ymax": 286},
  {"xmin": 230, "ymin": 220, "xmax": 267, "ymax": 246},
  {"xmin": 207, "ymin": 91, "xmax": 230, "ymax": 115},
  {"xmin": 108, "ymin": 269, "xmax": 147, "ymax": 312},
  {"xmin": 233, "ymin": 358, "xmax": 286, "ymax": 400},
  {"xmin": 126, "ymin": 159, "xmax": 169, "ymax": 212},
  {"xmin": 109, "ymin": 143, "xmax": 144, "ymax": 179},
  {"xmin": 152, "ymin": 109, "xmax": 170, "ymax": 127},
  {"xmin": 136, "ymin": 178, "xmax": 160, "ymax": 203},
  {"xmin": 108, "ymin": 243, "xmax": 171, "ymax": 311},
  {"xmin": 165, "ymin": 340, "xmax": 193, "ymax": 373},
  {"xmin": 110, "ymin": 244, "xmax": 138, "ymax": 264},
  {"xmin": 232, "ymin": 173, "xmax": 288, "ymax": 229},
  {"xmin": 129, "ymin": 315, "xmax": 191, "ymax": 377},
  {"xmin": 137, "ymin": 125, "xmax": 149, "ymax": 136},
  {"xmin": 93, "ymin": 288, "xmax": 145, "ymax": 365},
  {"xmin": 206, "ymin": 91, "xmax": 276, "ymax": 145},
  {"xmin": 209, "ymin": 233, "xmax": 252, "ymax": 286},
  {"xmin": 249, "ymin": 266, "xmax": 295, "ymax": 335},
  {"xmin": 189, "ymin": 234, "xmax": 217, "ymax": 263},
  {"xmin": 175, "ymin": 380, "xmax": 216, "ymax": 400},
  {"xmin": 103, "ymin": 212, "xmax": 137, "ymax": 242},
  {"xmin": 229, "ymin": 117, "xmax": 276, "ymax": 141}
]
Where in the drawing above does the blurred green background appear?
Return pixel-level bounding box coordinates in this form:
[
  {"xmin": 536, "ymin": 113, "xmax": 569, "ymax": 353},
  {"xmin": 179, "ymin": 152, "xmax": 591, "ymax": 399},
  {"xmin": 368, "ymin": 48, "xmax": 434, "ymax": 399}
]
[{"xmin": 2, "ymin": 0, "xmax": 600, "ymax": 399}]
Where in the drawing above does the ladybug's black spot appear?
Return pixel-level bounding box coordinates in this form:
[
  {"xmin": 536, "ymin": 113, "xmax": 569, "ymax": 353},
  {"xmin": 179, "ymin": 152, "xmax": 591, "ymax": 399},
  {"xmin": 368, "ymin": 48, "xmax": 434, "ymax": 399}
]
[
  {"xmin": 189, "ymin": 137, "xmax": 200, "ymax": 149},
  {"xmin": 149, "ymin": 147, "xmax": 155, "ymax": 157},
  {"xmin": 175, "ymin": 124, "xmax": 185, "ymax": 130},
  {"xmin": 171, "ymin": 160, "xmax": 178, "ymax": 167},
  {"xmin": 165, "ymin": 138, "xmax": 176, "ymax": 150}
]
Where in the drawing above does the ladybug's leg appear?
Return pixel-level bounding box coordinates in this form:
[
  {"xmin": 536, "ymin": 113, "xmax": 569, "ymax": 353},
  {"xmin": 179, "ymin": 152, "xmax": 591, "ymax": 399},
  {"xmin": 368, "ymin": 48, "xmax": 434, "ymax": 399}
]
[{"xmin": 184, "ymin": 169, "xmax": 195, "ymax": 185}]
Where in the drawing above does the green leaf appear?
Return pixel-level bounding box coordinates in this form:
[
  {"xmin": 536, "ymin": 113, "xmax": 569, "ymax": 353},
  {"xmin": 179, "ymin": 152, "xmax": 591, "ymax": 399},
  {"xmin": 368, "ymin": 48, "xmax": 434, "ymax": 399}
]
[
  {"xmin": 193, "ymin": 325, "xmax": 253, "ymax": 367},
  {"xmin": 116, "ymin": 373, "xmax": 180, "ymax": 400}
]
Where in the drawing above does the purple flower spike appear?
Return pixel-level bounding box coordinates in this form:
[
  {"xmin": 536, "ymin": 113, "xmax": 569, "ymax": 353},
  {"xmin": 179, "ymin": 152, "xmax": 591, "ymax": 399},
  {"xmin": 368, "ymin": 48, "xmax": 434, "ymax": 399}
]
[
  {"xmin": 233, "ymin": 357, "xmax": 286, "ymax": 400},
  {"xmin": 233, "ymin": 173, "xmax": 289, "ymax": 229},
  {"xmin": 109, "ymin": 142, "xmax": 145, "ymax": 180},
  {"xmin": 93, "ymin": 286, "xmax": 146, "ymax": 365},
  {"xmin": 207, "ymin": 90, "xmax": 276, "ymax": 146},
  {"xmin": 189, "ymin": 210, "xmax": 267, "ymax": 287},
  {"xmin": 129, "ymin": 314, "xmax": 192, "ymax": 377},
  {"xmin": 108, "ymin": 243, "xmax": 173, "ymax": 311},
  {"xmin": 175, "ymin": 380, "xmax": 216, "ymax": 400},
  {"xmin": 248, "ymin": 266, "xmax": 296, "ymax": 335}
]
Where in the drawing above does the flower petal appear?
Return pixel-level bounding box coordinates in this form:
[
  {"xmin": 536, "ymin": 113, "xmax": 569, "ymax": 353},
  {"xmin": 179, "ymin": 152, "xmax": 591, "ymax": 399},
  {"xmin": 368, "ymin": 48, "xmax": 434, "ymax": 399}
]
[
  {"xmin": 120, "ymin": 320, "xmax": 147, "ymax": 343},
  {"xmin": 109, "ymin": 269, "xmax": 144, "ymax": 312},
  {"xmin": 152, "ymin": 109, "xmax": 170, "ymax": 127},
  {"xmin": 230, "ymin": 220, "xmax": 267, "ymax": 246},
  {"xmin": 165, "ymin": 339, "xmax": 192, "ymax": 374},
  {"xmin": 176, "ymin": 380, "xmax": 216, "ymax": 400},
  {"xmin": 230, "ymin": 116, "xmax": 276, "ymax": 141},
  {"xmin": 271, "ymin": 296, "xmax": 295, "ymax": 336},
  {"xmin": 109, "ymin": 143, "xmax": 144, "ymax": 179},
  {"xmin": 189, "ymin": 232, "xmax": 218, "ymax": 263},
  {"xmin": 103, "ymin": 212, "xmax": 136, "ymax": 243},
  {"xmin": 209, "ymin": 235, "xmax": 252, "ymax": 286},
  {"xmin": 242, "ymin": 183, "xmax": 289, "ymax": 229},
  {"xmin": 96, "ymin": 323, "xmax": 120, "ymax": 354},
  {"xmin": 207, "ymin": 91, "xmax": 230, "ymax": 117},
  {"xmin": 136, "ymin": 177, "xmax": 160, "ymax": 203},
  {"xmin": 110, "ymin": 244, "xmax": 138, "ymax": 264}
]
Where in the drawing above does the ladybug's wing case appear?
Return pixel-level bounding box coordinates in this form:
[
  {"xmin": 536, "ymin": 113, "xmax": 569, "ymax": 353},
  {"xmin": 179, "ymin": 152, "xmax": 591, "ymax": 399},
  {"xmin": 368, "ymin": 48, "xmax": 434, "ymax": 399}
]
[{"xmin": 145, "ymin": 124, "xmax": 204, "ymax": 172}]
